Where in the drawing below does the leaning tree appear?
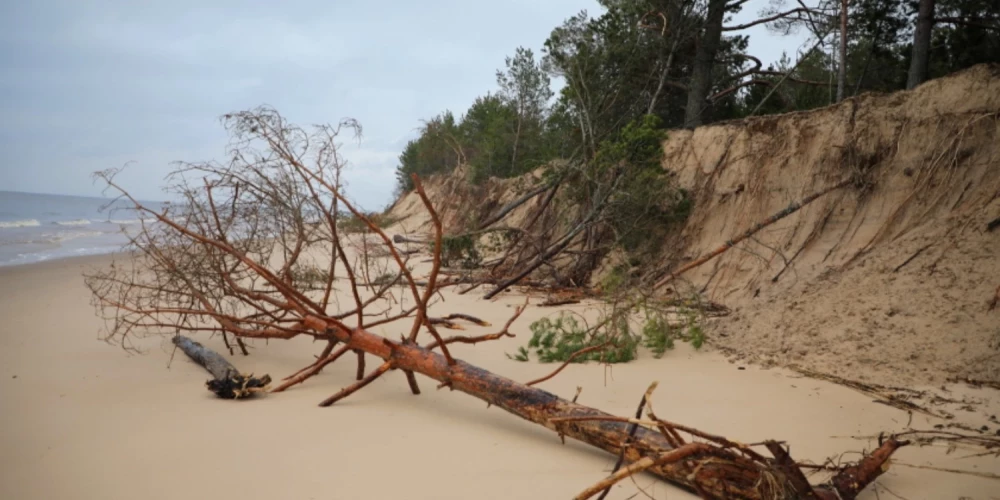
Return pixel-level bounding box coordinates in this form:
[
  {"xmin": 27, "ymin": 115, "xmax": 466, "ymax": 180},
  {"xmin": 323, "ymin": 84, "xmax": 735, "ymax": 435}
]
[{"xmin": 85, "ymin": 107, "xmax": 904, "ymax": 499}]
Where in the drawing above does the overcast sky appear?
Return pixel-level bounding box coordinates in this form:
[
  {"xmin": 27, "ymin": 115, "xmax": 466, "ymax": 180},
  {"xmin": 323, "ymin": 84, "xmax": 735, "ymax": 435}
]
[{"xmin": 1, "ymin": 0, "xmax": 808, "ymax": 210}]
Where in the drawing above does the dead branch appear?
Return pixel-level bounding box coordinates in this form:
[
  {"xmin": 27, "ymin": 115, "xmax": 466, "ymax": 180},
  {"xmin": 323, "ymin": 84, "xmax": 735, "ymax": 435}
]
[
  {"xmin": 577, "ymin": 443, "xmax": 717, "ymax": 500},
  {"xmin": 477, "ymin": 180, "xmax": 558, "ymax": 230},
  {"xmin": 393, "ymin": 233, "xmax": 429, "ymax": 245},
  {"xmin": 483, "ymin": 183, "xmax": 615, "ymax": 300},
  {"xmin": 428, "ymin": 313, "xmax": 492, "ymax": 330},
  {"xmin": 525, "ymin": 343, "xmax": 612, "ymax": 387},
  {"xmin": 595, "ymin": 382, "xmax": 659, "ymax": 500},
  {"xmin": 320, "ymin": 360, "xmax": 394, "ymax": 407},
  {"xmin": 653, "ymin": 179, "xmax": 851, "ymax": 290},
  {"xmin": 792, "ymin": 367, "xmax": 957, "ymax": 419},
  {"xmin": 426, "ymin": 302, "xmax": 524, "ymax": 351},
  {"xmin": 893, "ymin": 243, "xmax": 933, "ymax": 273},
  {"xmin": 947, "ymin": 376, "xmax": 1000, "ymax": 390},
  {"xmin": 892, "ymin": 461, "xmax": 1000, "ymax": 480},
  {"xmin": 271, "ymin": 343, "xmax": 351, "ymax": 392},
  {"xmin": 722, "ymin": 7, "xmax": 829, "ymax": 31},
  {"xmin": 539, "ymin": 298, "xmax": 581, "ymax": 307},
  {"xmin": 934, "ymin": 17, "xmax": 1000, "ymax": 31}
]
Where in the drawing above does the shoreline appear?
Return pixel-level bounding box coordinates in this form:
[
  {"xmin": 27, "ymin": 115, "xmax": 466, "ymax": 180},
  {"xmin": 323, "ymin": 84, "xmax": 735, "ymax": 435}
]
[{"xmin": 0, "ymin": 251, "xmax": 122, "ymax": 276}]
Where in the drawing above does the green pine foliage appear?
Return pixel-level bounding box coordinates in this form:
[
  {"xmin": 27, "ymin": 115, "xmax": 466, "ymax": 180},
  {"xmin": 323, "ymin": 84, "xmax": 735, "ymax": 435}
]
[{"xmin": 508, "ymin": 307, "xmax": 705, "ymax": 364}]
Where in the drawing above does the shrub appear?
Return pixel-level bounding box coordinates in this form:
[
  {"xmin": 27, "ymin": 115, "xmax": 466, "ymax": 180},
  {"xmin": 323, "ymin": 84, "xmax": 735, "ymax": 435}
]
[{"xmin": 440, "ymin": 234, "xmax": 482, "ymax": 269}]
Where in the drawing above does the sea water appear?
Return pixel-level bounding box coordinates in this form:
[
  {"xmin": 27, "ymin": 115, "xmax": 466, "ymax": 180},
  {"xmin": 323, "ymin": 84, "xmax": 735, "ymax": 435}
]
[{"xmin": 0, "ymin": 190, "xmax": 169, "ymax": 267}]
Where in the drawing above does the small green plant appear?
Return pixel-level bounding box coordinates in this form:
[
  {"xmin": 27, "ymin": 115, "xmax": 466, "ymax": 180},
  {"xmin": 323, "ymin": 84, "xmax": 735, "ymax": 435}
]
[
  {"xmin": 371, "ymin": 272, "xmax": 400, "ymax": 287},
  {"xmin": 339, "ymin": 212, "xmax": 400, "ymax": 233},
  {"xmin": 509, "ymin": 345, "xmax": 531, "ymax": 362},
  {"xmin": 507, "ymin": 303, "xmax": 707, "ymax": 364},
  {"xmin": 507, "ymin": 312, "xmax": 638, "ymax": 364},
  {"xmin": 599, "ymin": 264, "xmax": 629, "ymax": 294},
  {"xmin": 482, "ymin": 228, "xmax": 517, "ymax": 254},
  {"xmin": 684, "ymin": 312, "xmax": 705, "ymax": 349},
  {"xmin": 641, "ymin": 313, "xmax": 675, "ymax": 358},
  {"xmin": 289, "ymin": 264, "xmax": 331, "ymax": 290},
  {"xmin": 440, "ymin": 234, "xmax": 481, "ymax": 269},
  {"xmin": 640, "ymin": 309, "xmax": 706, "ymax": 357}
]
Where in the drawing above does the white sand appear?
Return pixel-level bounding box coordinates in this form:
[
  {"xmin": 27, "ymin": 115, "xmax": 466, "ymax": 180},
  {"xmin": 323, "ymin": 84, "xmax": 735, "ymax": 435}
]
[{"xmin": 1, "ymin": 254, "xmax": 998, "ymax": 499}]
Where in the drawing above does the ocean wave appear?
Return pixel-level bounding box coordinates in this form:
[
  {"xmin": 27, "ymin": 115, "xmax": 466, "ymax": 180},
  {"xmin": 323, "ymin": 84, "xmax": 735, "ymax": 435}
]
[
  {"xmin": 0, "ymin": 219, "xmax": 41, "ymax": 229},
  {"xmin": 108, "ymin": 218, "xmax": 148, "ymax": 225},
  {"xmin": 0, "ymin": 230, "xmax": 117, "ymax": 247},
  {"xmin": 54, "ymin": 219, "xmax": 92, "ymax": 226}
]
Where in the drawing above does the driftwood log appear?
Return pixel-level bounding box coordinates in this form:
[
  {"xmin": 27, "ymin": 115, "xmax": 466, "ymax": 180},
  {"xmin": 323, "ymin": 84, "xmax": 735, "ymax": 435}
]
[{"xmin": 172, "ymin": 335, "xmax": 271, "ymax": 399}]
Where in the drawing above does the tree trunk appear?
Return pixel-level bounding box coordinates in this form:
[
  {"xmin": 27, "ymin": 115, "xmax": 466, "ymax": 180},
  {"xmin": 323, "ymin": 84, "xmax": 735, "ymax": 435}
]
[
  {"xmin": 907, "ymin": 0, "xmax": 936, "ymax": 89},
  {"xmin": 647, "ymin": 42, "xmax": 679, "ymax": 116},
  {"xmin": 837, "ymin": 0, "xmax": 849, "ymax": 102},
  {"xmin": 273, "ymin": 313, "xmax": 903, "ymax": 499},
  {"xmin": 684, "ymin": 0, "xmax": 728, "ymax": 128},
  {"xmin": 511, "ymin": 109, "xmax": 522, "ymax": 175}
]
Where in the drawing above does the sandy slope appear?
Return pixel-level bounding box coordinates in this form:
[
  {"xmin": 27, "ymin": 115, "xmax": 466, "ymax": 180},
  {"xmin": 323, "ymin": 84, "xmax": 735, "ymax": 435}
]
[
  {"xmin": 1, "ymin": 254, "xmax": 998, "ymax": 499},
  {"xmin": 388, "ymin": 64, "xmax": 1000, "ymax": 389},
  {"xmin": 660, "ymin": 65, "xmax": 1000, "ymax": 388}
]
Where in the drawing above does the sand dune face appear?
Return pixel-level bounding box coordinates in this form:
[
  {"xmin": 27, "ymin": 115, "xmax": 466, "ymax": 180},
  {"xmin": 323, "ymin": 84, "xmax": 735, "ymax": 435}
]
[
  {"xmin": 1, "ymin": 254, "xmax": 998, "ymax": 499},
  {"xmin": 388, "ymin": 65, "xmax": 1000, "ymax": 389}
]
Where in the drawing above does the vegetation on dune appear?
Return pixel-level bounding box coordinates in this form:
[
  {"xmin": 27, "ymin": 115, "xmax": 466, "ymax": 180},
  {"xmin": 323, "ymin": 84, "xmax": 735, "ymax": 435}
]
[{"xmin": 395, "ymin": 0, "xmax": 998, "ymax": 194}]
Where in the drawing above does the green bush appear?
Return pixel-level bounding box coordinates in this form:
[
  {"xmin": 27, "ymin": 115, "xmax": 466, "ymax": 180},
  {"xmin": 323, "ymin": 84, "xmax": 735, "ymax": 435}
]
[
  {"xmin": 339, "ymin": 212, "xmax": 400, "ymax": 233},
  {"xmin": 439, "ymin": 234, "xmax": 482, "ymax": 269},
  {"xmin": 509, "ymin": 307, "xmax": 706, "ymax": 364}
]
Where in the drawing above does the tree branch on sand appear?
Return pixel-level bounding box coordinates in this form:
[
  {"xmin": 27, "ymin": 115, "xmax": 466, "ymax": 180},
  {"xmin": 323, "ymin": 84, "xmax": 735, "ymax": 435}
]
[{"xmin": 86, "ymin": 106, "xmax": 905, "ymax": 499}]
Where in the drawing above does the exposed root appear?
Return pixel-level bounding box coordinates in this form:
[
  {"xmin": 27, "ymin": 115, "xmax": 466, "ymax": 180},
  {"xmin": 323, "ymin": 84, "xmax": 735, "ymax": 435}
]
[
  {"xmin": 564, "ymin": 384, "xmax": 908, "ymax": 500},
  {"xmin": 791, "ymin": 367, "xmax": 960, "ymax": 419},
  {"xmin": 947, "ymin": 376, "xmax": 1000, "ymax": 390}
]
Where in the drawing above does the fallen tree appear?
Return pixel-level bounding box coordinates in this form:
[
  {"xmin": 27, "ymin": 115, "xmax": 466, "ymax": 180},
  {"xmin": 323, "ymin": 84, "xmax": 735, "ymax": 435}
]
[{"xmin": 86, "ymin": 107, "xmax": 904, "ymax": 499}]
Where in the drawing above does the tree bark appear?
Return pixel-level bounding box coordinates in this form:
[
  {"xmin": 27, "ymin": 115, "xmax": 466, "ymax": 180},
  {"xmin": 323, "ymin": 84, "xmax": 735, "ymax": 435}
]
[
  {"xmin": 684, "ymin": 0, "xmax": 728, "ymax": 128},
  {"xmin": 907, "ymin": 0, "xmax": 937, "ymax": 89},
  {"xmin": 647, "ymin": 41, "xmax": 679, "ymax": 116},
  {"xmin": 172, "ymin": 335, "xmax": 272, "ymax": 399},
  {"xmin": 284, "ymin": 313, "xmax": 903, "ymax": 499},
  {"xmin": 837, "ymin": 0, "xmax": 849, "ymax": 102}
]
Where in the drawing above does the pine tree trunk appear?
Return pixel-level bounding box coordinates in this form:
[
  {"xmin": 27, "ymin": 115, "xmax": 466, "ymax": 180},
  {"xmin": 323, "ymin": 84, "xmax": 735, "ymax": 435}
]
[
  {"xmin": 837, "ymin": 0, "xmax": 849, "ymax": 102},
  {"xmin": 684, "ymin": 0, "xmax": 728, "ymax": 128},
  {"xmin": 907, "ymin": 0, "xmax": 936, "ymax": 89},
  {"xmin": 281, "ymin": 317, "xmax": 903, "ymax": 500}
]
